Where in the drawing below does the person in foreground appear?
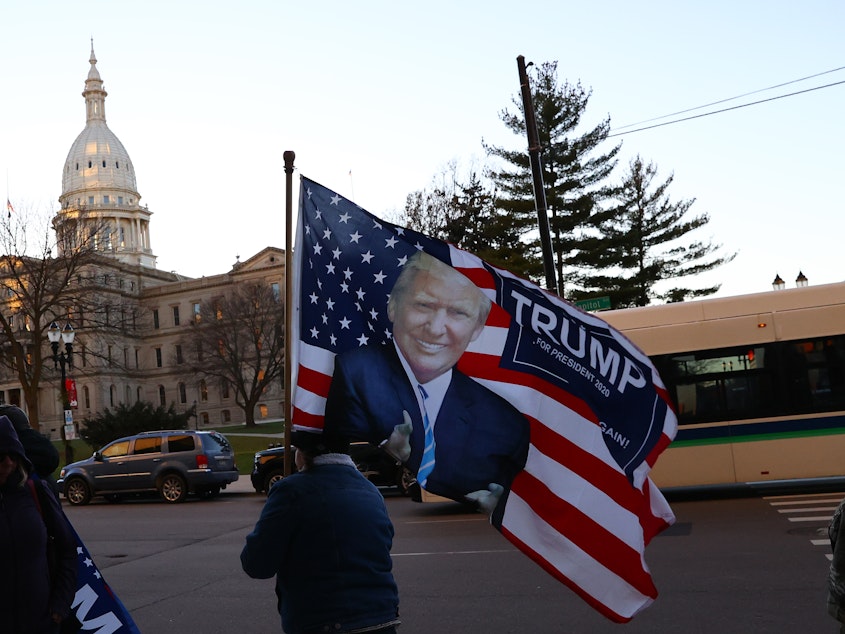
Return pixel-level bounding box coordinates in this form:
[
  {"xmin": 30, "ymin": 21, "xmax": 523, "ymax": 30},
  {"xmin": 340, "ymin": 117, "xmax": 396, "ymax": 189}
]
[
  {"xmin": 828, "ymin": 496, "xmax": 845, "ymax": 631},
  {"xmin": 0, "ymin": 415, "xmax": 77, "ymax": 634},
  {"xmin": 241, "ymin": 429, "xmax": 400, "ymax": 634}
]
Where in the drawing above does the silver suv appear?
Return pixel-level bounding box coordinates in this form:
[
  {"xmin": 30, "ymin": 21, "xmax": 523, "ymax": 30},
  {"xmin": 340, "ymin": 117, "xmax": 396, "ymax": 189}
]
[{"xmin": 59, "ymin": 430, "xmax": 239, "ymax": 505}]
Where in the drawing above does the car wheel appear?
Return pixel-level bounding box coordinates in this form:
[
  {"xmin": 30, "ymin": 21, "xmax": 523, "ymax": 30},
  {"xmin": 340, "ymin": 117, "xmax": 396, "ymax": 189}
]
[
  {"xmin": 159, "ymin": 473, "xmax": 188, "ymax": 503},
  {"xmin": 397, "ymin": 468, "xmax": 416, "ymax": 496},
  {"xmin": 65, "ymin": 477, "xmax": 92, "ymax": 506},
  {"xmin": 264, "ymin": 470, "xmax": 285, "ymax": 494}
]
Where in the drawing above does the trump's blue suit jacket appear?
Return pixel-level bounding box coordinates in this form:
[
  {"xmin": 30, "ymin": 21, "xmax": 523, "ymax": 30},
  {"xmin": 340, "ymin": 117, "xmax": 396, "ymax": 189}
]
[{"xmin": 324, "ymin": 344, "xmax": 529, "ymax": 506}]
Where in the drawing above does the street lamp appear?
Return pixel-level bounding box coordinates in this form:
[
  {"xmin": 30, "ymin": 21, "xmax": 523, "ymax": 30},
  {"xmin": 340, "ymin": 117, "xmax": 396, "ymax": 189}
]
[
  {"xmin": 796, "ymin": 271, "xmax": 809, "ymax": 287},
  {"xmin": 772, "ymin": 274, "xmax": 786, "ymax": 291},
  {"xmin": 47, "ymin": 321, "xmax": 75, "ymax": 463}
]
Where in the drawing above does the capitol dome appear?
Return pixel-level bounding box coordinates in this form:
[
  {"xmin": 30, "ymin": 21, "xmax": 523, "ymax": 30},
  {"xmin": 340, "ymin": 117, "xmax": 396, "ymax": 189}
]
[
  {"xmin": 60, "ymin": 45, "xmax": 139, "ymax": 205},
  {"xmin": 55, "ymin": 43, "xmax": 155, "ymax": 269}
]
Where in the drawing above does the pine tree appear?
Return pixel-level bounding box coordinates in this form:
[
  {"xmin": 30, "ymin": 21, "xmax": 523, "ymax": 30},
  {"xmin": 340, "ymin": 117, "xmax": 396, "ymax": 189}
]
[
  {"xmin": 401, "ymin": 165, "xmax": 529, "ymax": 274},
  {"xmin": 581, "ymin": 156, "xmax": 735, "ymax": 307},
  {"xmin": 443, "ymin": 173, "xmax": 532, "ymax": 274},
  {"xmin": 485, "ymin": 61, "xmax": 621, "ymax": 296}
]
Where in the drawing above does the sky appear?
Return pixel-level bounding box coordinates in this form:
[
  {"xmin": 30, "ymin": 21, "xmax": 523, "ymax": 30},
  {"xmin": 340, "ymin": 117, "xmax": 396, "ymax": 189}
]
[{"xmin": 1, "ymin": 1, "xmax": 842, "ymax": 300}]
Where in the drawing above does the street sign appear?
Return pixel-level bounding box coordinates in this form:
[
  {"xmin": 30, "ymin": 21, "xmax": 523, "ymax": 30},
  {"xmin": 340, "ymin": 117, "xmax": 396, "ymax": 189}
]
[{"xmin": 574, "ymin": 296, "xmax": 612, "ymax": 312}]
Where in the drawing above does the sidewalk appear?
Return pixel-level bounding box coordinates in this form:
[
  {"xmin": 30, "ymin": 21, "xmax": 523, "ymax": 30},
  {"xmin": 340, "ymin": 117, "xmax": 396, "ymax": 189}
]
[{"xmin": 224, "ymin": 474, "xmax": 260, "ymax": 495}]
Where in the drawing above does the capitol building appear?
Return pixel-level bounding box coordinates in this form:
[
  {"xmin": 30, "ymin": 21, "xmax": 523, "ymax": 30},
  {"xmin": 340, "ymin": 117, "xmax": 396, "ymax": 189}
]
[{"xmin": 2, "ymin": 46, "xmax": 285, "ymax": 438}]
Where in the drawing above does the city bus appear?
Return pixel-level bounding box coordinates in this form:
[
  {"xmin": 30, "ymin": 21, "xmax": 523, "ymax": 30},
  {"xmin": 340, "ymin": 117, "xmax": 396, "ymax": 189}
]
[{"xmin": 602, "ymin": 280, "xmax": 845, "ymax": 488}]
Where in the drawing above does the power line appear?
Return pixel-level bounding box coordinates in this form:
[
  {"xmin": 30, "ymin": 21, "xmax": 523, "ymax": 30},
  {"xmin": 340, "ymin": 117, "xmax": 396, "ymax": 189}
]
[
  {"xmin": 612, "ymin": 65, "xmax": 845, "ymax": 131},
  {"xmin": 608, "ymin": 78, "xmax": 845, "ymax": 138}
]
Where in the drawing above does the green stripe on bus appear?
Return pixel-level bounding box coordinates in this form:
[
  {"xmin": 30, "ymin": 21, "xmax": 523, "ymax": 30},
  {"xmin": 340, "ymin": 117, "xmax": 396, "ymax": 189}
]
[{"xmin": 672, "ymin": 427, "xmax": 845, "ymax": 448}]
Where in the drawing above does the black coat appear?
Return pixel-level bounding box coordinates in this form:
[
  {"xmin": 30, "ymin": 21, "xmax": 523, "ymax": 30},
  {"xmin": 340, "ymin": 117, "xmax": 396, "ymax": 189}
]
[{"xmin": 0, "ymin": 474, "xmax": 78, "ymax": 634}]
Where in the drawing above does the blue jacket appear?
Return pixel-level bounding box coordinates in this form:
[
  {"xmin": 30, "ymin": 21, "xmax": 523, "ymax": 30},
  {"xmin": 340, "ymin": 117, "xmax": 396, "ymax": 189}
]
[
  {"xmin": 325, "ymin": 344, "xmax": 529, "ymax": 509},
  {"xmin": 241, "ymin": 455, "xmax": 399, "ymax": 633}
]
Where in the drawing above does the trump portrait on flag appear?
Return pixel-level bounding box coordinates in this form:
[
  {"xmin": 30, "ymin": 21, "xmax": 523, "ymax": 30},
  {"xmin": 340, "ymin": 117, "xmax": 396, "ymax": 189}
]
[
  {"xmin": 291, "ymin": 176, "xmax": 677, "ymax": 623},
  {"xmin": 324, "ymin": 250, "xmax": 530, "ymax": 520}
]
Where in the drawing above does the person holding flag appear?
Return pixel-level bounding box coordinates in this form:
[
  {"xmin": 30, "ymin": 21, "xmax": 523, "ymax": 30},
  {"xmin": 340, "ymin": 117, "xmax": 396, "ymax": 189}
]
[{"xmin": 0, "ymin": 415, "xmax": 77, "ymax": 634}]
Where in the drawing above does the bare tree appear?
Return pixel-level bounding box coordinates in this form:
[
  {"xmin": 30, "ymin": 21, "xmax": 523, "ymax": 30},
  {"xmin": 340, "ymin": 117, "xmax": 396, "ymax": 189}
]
[
  {"xmin": 0, "ymin": 206, "xmax": 113, "ymax": 427},
  {"xmin": 182, "ymin": 282, "xmax": 285, "ymax": 426}
]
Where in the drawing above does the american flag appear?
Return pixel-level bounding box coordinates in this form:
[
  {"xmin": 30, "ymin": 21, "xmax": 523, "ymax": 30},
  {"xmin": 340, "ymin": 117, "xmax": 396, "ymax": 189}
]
[
  {"xmin": 291, "ymin": 176, "xmax": 677, "ymax": 622},
  {"xmin": 6, "ymin": 198, "xmax": 14, "ymax": 218}
]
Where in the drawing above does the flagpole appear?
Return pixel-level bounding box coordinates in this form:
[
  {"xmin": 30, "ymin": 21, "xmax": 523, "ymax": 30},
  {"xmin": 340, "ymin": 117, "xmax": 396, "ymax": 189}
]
[
  {"xmin": 283, "ymin": 150, "xmax": 295, "ymax": 477},
  {"xmin": 517, "ymin": 55, "xmax": 557, "ymax": 295}
]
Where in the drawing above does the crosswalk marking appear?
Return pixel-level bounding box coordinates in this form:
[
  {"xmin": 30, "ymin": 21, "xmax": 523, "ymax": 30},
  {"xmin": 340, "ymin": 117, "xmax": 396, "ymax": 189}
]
[
  {"xmin": 763, "ymin": 492, "xmax": 840, "ymax": 561},
  {"xmin": 769, "ymin": 498, "xmax": 842, "ymax": 506},
  {"xmin": 777, "ymin": 506, "xmax": 838, "ymax": 513}
]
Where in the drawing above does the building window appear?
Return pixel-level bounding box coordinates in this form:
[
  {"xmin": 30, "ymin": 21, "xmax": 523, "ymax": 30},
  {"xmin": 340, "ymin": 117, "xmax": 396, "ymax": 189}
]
[
  {"xmin": 193, "ymin": 302, "xmax": 201, "ymax": 323},
  {"xmin": 88, "ymin": 195, "xmax": 94, "ymax": 204},
  {"xmin": 110, "ymin": 385, "xmax": 116, "ymax": 407},
  {"xmin": 107, "ymin": 345, "xmax": 113, "ymax": 366},
  {"xmin": 102, "ymin": 160, "xmax": 106, "ymax": 168},
  {"xmin": 136, "ymin": 387, "xmax": 142, "ymax": 402},
  {"xmin": 196, "ymin": 342, "xmax": 204, "ymax": 362},
  {"xmin": 158, "ymin": 385, "xmax": 166, "ymax": 407},
  {"xmin": 172, "ymin": 306, "xmax": 180, "ymax": 326},
  {"xmin": 271, "ymin": 282, "xmax": 280, "ymax": 301},
  {"xmin": 175, "ymin": 345, "xmax": 183, "ymax": 364},
  {"xmin": 221, "ymin": 381, "xmax": 229, "ymax": 399},
  {"xmin": 155, "ymin": 348, "xmax": 162, "ymax": 368},
  {"xmin": 83, "ymin": 386, "xmax": 90, "ymax": 409},
  {"xmin": 200, "ymin": 380, "xmax": 208, "ymax": 402},
  {"xmin": 135, "ymin": 349, "xmax": 139, "ymax": 369},
  {"xmin": 118, "ymin": 196, "xmax": 123, "ymax": 204},
  {"xmin": 259, "ymin": 404, "xmax": 268, "ymax": 418},
  {"xmin": 153, "ymin": 309, "xmax": 160, "ymax": 329},
  {"xmin": 201, "ymin": 412, "xmax": 209, "ymax": 426},
  {"xmin": 103, "ymin": 195, "xmax": 110, "ymax": 204},
  {"xmin": 178, "ymin": 382, "xmax": 187, "ymax": 404},
  {"xmin": 222, "ymin": 410, "xmax": 231, "ymax": 423}
]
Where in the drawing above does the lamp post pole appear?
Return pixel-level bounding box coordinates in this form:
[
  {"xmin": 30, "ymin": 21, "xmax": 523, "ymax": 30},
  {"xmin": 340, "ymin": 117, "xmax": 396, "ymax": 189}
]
[{"xmin": 47, "ymin": 321, "xmax": 75, "ymax": 464}]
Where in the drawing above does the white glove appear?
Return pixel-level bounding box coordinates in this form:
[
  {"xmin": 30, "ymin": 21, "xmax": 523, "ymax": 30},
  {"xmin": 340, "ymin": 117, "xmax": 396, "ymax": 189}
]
[
  {"xmin": 381, "ymin": 410, "xmax": 413, "ymax": 463},
  {"xmin": 465, "ymin": 483, "xmax": 505, "ymax": 515}
]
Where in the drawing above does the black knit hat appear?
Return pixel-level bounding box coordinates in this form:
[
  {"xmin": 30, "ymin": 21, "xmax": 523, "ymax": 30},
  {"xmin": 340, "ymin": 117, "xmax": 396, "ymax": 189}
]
[
  {"xmin": 0, "ymin": 405, "xmax": 30, "ymax": 432},
  {"xmin": 0, "ymin": 415, "xmax": 33, "ymax": 471},
  {"xmin": 290, "ymin": 429, "xmax": 350, "ymax": 455}
]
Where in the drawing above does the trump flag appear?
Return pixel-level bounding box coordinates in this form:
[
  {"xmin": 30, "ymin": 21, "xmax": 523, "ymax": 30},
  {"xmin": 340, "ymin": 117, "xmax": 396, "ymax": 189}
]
[
  {"xmin": 65, "ymin": 522, "xmax": 142, "ymax": 633},
  {"xmin": 291, "ymin": 176, "xmax": 677, "ymax": 622}
]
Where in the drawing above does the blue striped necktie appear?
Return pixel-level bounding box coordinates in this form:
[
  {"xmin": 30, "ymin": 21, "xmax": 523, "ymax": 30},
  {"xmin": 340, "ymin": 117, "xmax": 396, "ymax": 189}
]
[{"xmin": 416, "ymin": 384, "xmax": 436, "ymax": 487}]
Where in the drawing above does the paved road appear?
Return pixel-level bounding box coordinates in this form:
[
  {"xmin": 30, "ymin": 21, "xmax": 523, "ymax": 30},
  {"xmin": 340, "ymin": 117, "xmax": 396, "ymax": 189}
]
[{"xmin": 62, "ymin": 486, "xmax": 842, "ymax": 633}]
